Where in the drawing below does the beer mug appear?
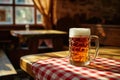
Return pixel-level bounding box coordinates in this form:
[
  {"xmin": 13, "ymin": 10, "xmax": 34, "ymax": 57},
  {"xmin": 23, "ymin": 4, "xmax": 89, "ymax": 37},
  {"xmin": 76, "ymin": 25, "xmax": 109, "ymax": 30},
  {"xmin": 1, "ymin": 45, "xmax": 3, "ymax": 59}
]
[{"xmin": 69, "ymin": 28, "xmax": 99, "ymax": 66}]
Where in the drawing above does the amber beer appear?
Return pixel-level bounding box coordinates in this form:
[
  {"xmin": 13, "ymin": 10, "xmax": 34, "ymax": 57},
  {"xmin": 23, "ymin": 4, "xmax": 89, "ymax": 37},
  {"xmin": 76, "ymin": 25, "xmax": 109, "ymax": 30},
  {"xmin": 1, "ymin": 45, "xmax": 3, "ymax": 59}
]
[{"xmin": 69, "ymin": 28, "xmax": 99, "ymax": 66}]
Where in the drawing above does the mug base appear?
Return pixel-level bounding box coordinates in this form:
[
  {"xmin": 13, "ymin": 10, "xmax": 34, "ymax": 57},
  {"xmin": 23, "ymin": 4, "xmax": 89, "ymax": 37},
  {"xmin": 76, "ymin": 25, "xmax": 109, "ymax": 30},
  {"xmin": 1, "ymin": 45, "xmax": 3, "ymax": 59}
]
[{"xmin": 70, "ymin": 60, "xmax": 90, "ymax": 67}]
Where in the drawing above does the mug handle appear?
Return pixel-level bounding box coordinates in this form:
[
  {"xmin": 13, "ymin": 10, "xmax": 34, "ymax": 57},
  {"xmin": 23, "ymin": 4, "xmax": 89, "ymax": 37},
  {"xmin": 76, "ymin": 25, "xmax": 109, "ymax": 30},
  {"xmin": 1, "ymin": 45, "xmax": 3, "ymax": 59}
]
[{"xmin": 90, "ymin": 35, "xmax": 99, "ymax": 59}]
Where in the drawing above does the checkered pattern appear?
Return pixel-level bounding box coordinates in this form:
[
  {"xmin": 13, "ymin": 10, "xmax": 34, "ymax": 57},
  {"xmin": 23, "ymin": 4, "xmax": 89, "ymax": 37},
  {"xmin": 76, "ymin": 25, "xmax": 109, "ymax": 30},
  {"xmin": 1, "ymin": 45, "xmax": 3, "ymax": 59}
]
[{"xmin": 32, "ymin": 58, "xmax": 120, "ymax": 80}]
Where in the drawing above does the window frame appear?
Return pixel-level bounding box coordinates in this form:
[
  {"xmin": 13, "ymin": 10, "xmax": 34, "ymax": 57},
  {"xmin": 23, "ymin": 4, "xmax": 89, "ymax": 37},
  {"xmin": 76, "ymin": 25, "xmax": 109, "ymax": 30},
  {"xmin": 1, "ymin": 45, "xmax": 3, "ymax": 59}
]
[{"xmin": 0, "ymin": 0, "xmax": 42, "ymax": 26}]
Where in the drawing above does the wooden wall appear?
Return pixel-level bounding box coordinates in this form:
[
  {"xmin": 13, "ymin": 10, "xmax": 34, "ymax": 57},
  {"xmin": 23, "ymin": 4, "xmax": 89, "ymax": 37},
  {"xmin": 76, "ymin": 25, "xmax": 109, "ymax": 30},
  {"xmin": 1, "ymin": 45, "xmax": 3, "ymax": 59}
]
[
  {"xmin": 53, "ymin": 0, "xmax": 120, "ymax": 47},
  {"xmin": 54, "ymin": 0, "xmax": 120, "ymax": 25},
  {"xmin": 80, "ymin": 24, "xmax": 120, "ymax": 47}
]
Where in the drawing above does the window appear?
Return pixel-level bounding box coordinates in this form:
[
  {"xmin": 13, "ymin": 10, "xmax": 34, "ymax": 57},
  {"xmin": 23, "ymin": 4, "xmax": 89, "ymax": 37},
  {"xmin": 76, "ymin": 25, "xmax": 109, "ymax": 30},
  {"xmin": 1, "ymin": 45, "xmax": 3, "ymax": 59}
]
[{"xmin": 0, "ymin": 0, "xmax": 42, "ymax": 25}]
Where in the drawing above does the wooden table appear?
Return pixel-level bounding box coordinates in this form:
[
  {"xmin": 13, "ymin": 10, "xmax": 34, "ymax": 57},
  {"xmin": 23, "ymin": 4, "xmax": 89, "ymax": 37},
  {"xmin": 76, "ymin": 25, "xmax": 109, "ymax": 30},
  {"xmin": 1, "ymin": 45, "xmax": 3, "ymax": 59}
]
[
  {"xmin": 0, "ymin": 50, "xmax": 17, "ymax": 77},
  {"xmin": 20, "ymin": 47, "xmax": 120, "ymax": 78},
  {"xmin": 11, "ymin": 30, "xmax": 67, "ymax": 54}
]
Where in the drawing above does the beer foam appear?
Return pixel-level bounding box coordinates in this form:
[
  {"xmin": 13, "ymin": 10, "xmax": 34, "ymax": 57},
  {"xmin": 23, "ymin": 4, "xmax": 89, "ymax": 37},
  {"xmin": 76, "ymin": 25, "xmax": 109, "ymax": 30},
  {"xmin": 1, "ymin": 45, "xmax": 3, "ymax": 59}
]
[{"xmin": 69, "ymin": 28, "xmax": 90, "ymax": 37}]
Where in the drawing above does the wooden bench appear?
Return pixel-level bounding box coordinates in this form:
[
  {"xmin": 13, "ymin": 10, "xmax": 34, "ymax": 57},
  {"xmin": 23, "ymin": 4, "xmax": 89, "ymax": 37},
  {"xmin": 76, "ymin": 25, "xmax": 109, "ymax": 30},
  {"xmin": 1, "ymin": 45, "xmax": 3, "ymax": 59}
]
[{"xmin": 0, "ymin": 50, "xmax": 17, "ymax": 77}]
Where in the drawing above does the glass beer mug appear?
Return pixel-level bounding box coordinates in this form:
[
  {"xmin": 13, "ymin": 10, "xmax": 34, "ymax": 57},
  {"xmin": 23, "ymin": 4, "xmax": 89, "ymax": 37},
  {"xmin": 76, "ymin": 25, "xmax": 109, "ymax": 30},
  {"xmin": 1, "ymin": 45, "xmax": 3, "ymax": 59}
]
[{"xmin": 69, "ymin": 28, "xmax": 99, "ymax": 66}]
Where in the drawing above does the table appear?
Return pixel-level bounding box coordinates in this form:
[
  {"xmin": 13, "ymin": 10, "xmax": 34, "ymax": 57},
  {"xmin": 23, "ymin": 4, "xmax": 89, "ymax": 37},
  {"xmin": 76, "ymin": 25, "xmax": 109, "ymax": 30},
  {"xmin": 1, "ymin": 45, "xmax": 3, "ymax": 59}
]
[
  {"xmin": 0, "ymin": 50, "xmax": 17, "ymax": 77},
  {"xmin": 11, "ymin": 30, "xmax": 67, "ymax": 54},
  {"xmin": 20, "ymin": 47, "xmax": 120, "ymax": 79}
]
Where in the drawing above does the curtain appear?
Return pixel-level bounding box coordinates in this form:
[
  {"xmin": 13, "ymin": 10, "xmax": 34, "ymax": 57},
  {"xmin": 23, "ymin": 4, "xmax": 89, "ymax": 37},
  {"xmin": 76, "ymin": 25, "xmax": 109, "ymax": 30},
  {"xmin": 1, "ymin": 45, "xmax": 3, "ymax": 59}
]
[
  {"xmin": 32, "ymin": 0, "xmax": 53, "ymax": 30},
  {"xmin": 32, "ymin": 0, "xmax": 54, "ymax": 48}
]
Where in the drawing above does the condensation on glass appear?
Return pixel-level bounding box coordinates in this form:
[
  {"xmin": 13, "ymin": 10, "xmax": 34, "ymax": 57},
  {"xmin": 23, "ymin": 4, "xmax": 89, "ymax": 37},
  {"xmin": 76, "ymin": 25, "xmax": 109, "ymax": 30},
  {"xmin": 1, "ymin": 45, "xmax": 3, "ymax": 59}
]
[
  {"xmin": 0, "ymin": 6, "xmax": 13, "ymax": 24},
  {"xmin": 15, "ymin": 0, "xmax": 33, "ymax": 5},
  {"xmin": 37, "ymin": 10, "xmax": 42, "ymax": 24},
  {"xmin": 0, "ymin": 0, "xmax": 13, "ymax": 4},
  {"xmin": 15, "ymin": 7, "xmax": 34, "ymax": 24}
]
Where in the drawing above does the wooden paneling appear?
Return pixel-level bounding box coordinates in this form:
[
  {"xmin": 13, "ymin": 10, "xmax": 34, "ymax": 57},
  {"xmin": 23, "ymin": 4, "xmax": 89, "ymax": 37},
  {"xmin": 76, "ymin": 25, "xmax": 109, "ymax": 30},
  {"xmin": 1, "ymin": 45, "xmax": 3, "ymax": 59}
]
[{"xmin": 81, "ymin": 24, "xmax": 120, "ymax": 47}]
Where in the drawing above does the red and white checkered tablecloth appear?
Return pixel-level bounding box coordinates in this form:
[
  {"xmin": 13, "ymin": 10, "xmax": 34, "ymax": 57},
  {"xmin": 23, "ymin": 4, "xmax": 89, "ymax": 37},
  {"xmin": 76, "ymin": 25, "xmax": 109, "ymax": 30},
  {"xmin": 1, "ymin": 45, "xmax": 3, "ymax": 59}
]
[{"xmin": 32, "ymin": 57, "xmax": 120, "ymax": 80}]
